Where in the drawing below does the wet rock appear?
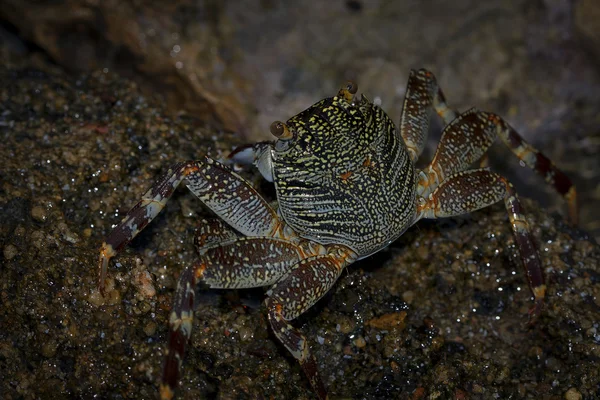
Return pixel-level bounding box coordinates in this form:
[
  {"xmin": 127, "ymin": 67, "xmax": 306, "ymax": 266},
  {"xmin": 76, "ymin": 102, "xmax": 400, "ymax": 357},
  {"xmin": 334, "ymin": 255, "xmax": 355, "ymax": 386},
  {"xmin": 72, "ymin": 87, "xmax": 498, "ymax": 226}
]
[
  {"xmin": 30, "ymin": 205, "xmax": 47, "ymax": 222},
  {"xmin": 565, "ymin": 387, "xmax": 583, "ymax": 400},
  {"xmin": 3, "ymin": 243, "xmax": 18, "ymax": 260}
]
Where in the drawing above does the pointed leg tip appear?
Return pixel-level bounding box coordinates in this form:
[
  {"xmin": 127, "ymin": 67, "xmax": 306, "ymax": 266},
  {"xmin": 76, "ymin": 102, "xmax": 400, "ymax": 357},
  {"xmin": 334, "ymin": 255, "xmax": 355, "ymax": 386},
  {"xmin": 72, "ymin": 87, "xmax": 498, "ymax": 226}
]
[
  {"xmin": 300, "ymin": 355, "xmax": 328, "ymax": 400},
  {"xmin": 98, "ymin": 243, "xmax": 115, "ymax": 297},
  {"xmin": 565, "ymin": 183, "xmax": 578, "ymax": 226},
  {"xmin": 526, "ymin": 299, "xmax": 545, "ymax": 328},
  {"xmin": 568, "ymin": 204, "xmax": 578, "ymax": 226},
  {"xmin": 159, "ymin": 384, "xmax": 174, "ymax": 400},
  {"xmin": 568, "ymin": 208, "xmax": 578, "ymax": 227},
  {"xmin": 97, "ymin": 256, "xmax": 108, "ymax": 296}
]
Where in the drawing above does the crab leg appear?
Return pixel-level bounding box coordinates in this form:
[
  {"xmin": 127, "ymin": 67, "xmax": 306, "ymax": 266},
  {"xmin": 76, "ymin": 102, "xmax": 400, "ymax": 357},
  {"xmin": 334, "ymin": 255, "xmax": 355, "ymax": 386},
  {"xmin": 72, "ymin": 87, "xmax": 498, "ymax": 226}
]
[
  {"xmin": 266, "ymin": 245, "xmax": 358, "ymax": 400},
  {"xmin": 193, "ymin": 218, "xmax": 239, "ymax": 254},
  {"xmin": 418, "ymin": 107, "xmax": 577, "ymax": 224},
  {"xmin": 417, "ymin": 108, "xmax": 497, "ymax": 196},
  {"xmin": 98, "ymin": 156, "xmax": 286, "ymax": 292},
  {"xmin": 489, "ymin": 113, "xmax": 578, "ymax": 224},
  {"xmin": 399, "ymin": 69, "xmax": 458, "ymax": 162},
  {"xmin": 160, "ymin": 236, "xmax": 307, "ymax": 400},
  {"xmin": 417, "ymin": 169, "xmax": 545, "ymax": 323}
]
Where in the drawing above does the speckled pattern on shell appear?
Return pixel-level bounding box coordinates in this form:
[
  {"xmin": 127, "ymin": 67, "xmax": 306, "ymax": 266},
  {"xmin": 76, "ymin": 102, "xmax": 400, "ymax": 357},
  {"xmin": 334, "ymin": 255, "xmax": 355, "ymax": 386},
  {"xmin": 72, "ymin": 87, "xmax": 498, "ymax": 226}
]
[{"xmin": 273, "ymin": 94, "xmax": 416, "ymax": 256}]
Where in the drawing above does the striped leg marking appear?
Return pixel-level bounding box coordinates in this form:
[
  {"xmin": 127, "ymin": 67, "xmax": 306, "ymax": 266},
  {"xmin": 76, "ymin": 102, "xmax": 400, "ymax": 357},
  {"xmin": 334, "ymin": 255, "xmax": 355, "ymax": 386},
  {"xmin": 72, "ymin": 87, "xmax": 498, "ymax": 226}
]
[
  {"xmin": 201, "ymin": 237, "xmax": 305, "ymax": 289},
  {"xmin": 160, "ymin": 236, "xmax": 307, "ymax": 399},
  {"xmin": 417, "ymin": 108, "xmax": 577, "ymax": 224},
  {"xmin": 266, "ymin": 245, "xmax": 357, "ymax": 400},
  {"xmin": 503, "ymin": 184, "xmax": 546, "ymax": 324},
  {"xmin": 417, "ymin": 170, "xmax": 545, "ymax": 324},
  {"xmin": 194, "ymin": 218, "xmax": 239, "ymax": 255},
  {"xmin": 160, "ymin": 262, "xmax": 201, "ymax": 400},
  {"xmin": 488, "ymin": 114, "xmax": 578, "ymax": 224},
  {"xmin": 98, "ymin": 156, "xmax": 283, "ymax": 293},
  {"xmin": 399, "ymin": 69, "xmax": 458, "ymax": 162},
  {"xmin": 99, "ymin": 161, "xmax": 191, "ymax": 293}
]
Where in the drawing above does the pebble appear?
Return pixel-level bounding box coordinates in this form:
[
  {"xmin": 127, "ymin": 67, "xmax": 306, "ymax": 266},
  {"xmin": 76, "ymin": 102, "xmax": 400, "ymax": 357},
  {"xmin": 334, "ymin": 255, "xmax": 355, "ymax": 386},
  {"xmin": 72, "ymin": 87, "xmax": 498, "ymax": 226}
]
[
  {"xmin": 31, "ymin": 205, "xmax": 48, "ymax": 222},
  {"xmin": 144, "ymin": 322, "xmax": 157, "ymax": 337},
  {"xmin": 4, "ymin": 244, "xmax": 18, "ymax": 260},
  {"xmin": 366, "ymin": 311, "xmax": 407, "ymax": 330},
  {"xmin": 353, "ymin": 336, "xmax": 366, "ymax": 348},
  {"xmin": 528, "ymin": 346, "xmax": 543, "ymax": 359},
  {"xmin": 133, "ymin": 269, "xmax": 156, "ymax": 298},
  {"xmin": 57, "ymin": 222, "xmax": 79, "ymax": 243},
  {"xmin": 31, "ymin": 230, "xmax": 46, "ymax": 249},
  {"xmin": 41, "ymin": 340, "xmax": 58, "ymax": 358},
  {"xmin": 137, "ymin": 301, "xmax": 151, "ymax": 314},
  {"xmin": 336, "ymin": 316, "xmax": 355, "ymax": 334},
  {"xmin": 87, "ymin": 280, "xmax": 119, "ymax": 306},
  {"xmin": 564, "ymin": 388, "xmax": 582, "ymax": 400},
  {"xmin": 238, "ymin": 326, "xmax": 253, "ymax": 342}
]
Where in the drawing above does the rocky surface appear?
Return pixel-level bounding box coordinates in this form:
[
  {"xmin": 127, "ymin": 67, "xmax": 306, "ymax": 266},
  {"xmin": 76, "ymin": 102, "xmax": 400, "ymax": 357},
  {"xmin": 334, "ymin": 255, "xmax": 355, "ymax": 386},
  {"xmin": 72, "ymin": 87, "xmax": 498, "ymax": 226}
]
[{"xmin": 1, "ymin": 1, "xmax": 599, "ymax": 399}]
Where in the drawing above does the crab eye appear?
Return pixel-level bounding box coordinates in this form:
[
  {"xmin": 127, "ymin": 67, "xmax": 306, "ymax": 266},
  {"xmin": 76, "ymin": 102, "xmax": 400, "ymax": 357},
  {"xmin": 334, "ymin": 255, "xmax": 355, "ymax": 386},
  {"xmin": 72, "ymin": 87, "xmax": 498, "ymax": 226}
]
[
  {"xmin": 339, "ymin": 81, "xmax": 358, "ymax": 102},
  {"xmin": 346, "ymin": 81, "xmax": 358, "ymax": 95},
  {"xmin": 270, "ymin": 121, "xmax": 293, "ymax": 140}
]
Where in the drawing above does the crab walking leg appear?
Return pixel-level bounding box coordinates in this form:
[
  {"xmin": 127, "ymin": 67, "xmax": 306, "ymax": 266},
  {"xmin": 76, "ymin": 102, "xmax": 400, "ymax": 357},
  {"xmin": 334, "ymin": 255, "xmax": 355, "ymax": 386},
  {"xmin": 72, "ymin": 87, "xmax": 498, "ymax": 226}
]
[
  {"xmin": 418, "ymin": 109, "xmax": 497, "ymax": 196},
  {"xmin": 487, "ymin": 113, "xmax": 578, "ymax": 224},
  {"xmin": 399, "ymin": 68, "xmax": 458, "ymax": 162},
  {"xmin": 193, "ymin": 218, "xmax": 239, "ymax": 254},
  {"xmin": 267, "ymin": 245, "xmax": 358, "ymax": 400},
  {"xmin": 98, "ymin": 156, "xmax": 284, "ymax": 292},
  {"xmin": 185, "ymin": 156, "xmax": 288, "ymax": 236},
  {"xmin": 98, "ymin": 161, "xmax": 189, "ymax": 292},
  {"xmin": 417, "ymin": 169, "xmax": 545, "ymax": 322},
  {"xmin": 160, "ymin": 236, "xmax": 307, "ymax": 400},
  {"xmin": 160, "ymin": 263, "xmax": 197, "ymax": 400},
  {"xmin": 418, "ymin": 110, "xmax": 577, "ymax": 223}
]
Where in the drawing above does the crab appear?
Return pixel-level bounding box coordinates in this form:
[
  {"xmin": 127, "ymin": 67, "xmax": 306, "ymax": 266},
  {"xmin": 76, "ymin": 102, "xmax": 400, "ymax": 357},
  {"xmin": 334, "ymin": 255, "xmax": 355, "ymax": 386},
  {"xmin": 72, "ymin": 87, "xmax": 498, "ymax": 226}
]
[{"xmin": 97, "ymin": 69, "xmax": 577, "ymax": 399}]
